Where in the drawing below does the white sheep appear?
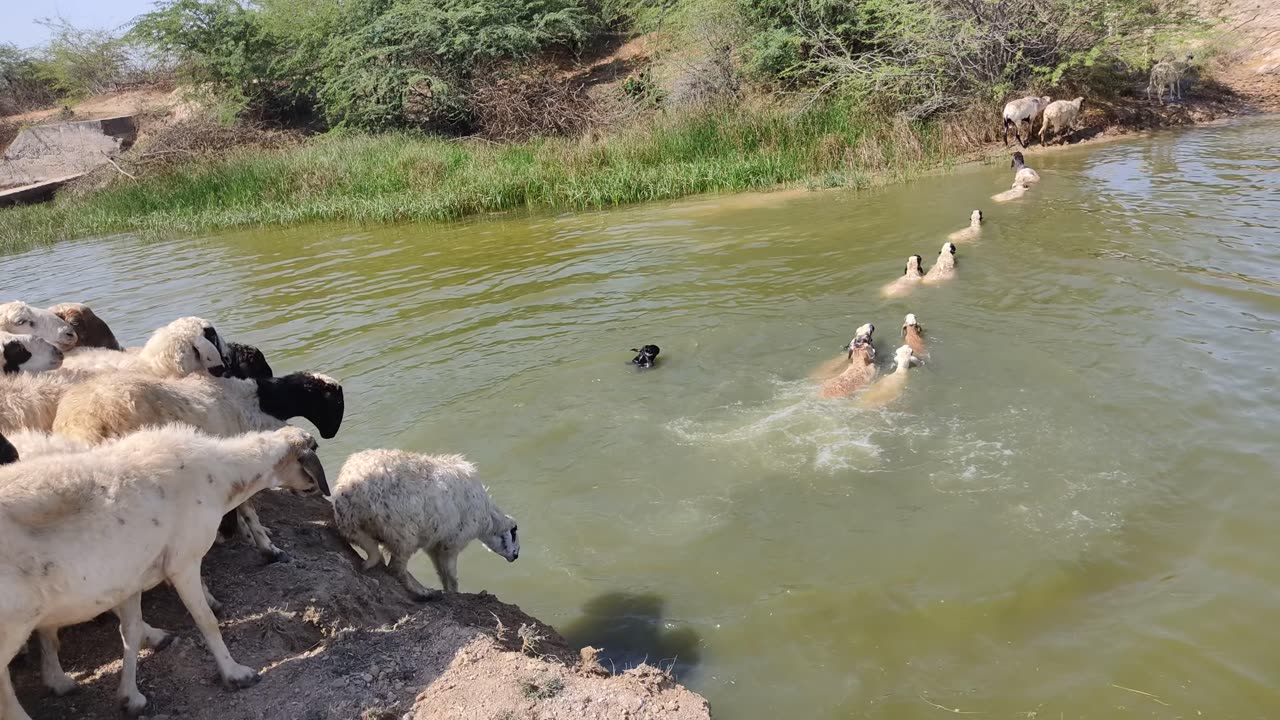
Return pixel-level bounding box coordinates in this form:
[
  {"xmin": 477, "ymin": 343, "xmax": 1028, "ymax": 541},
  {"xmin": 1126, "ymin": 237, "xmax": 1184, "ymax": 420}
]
[
  {"xmin": 1, "ymin": 332, "xmax": 63, "ymax": 375},
  {"xmin": 52, "ymin": 371, "xmax": 345, "ymax": 561},
  {"xmin": 0, "ymin": 425, "xmax": 326, "ymax": 719},
  {"xmin": 0, "ymin": 301, "xmax": 77, "ymax": 352},
  {"xmin": 819, "ymin": 323, "xmax": 878, "ymax": 399},
  {"xmin": 857, "ymin": 345, "xmax": 921, "ymax": 409},
  {"xmin": 332, "ymin": 449, "xmax": 519, "ymax": 601},
  {"xmin": 0, "ymin": 369, "xmax": 97, "ymax": 434},
  {"xmin": 1039, "ymin": 97, "xmax": 1085, "ymax": 145},
  {"xmin": 922, "ymin": 243, "xmax": 957, "ymax": 284},
  {"xmin": 992, "ymin": 152, "xmax": 1040, "ymax": 202},
  {"xmin": 947, "ymin": 210, "xmax": 984, "ymax": 243},
  {"xmin": 1148, "ymin": 54, "xmax": 1193, "ymax": 104},
  {"xmin": 62, "ymin": 316, "xmax": 228, "ymax": 378},
  {"xmin": 880, "ymin": 254, "xmax": 926, "ymax": 298},
  {"xmin": 1002, "ymin": 95, "xmax": 1052, "ymax": 148},
  {"xmin": 48, "ymin": 303, "xmax": 122, "ymax": 351},
  {"xmin": 901, "ymin": 313, "xmax": 926, "ymax": 358}
]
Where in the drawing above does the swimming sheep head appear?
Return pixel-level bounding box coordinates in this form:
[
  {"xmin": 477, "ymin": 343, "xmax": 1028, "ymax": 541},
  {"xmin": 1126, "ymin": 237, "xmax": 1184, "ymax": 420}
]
[
  {"xmin": 901, "ymin": 313, "xmax": 921, "ymax": 336},
  {"xmin": 904, "ymin": 255, "xmax": 924, "ymax": 277},
  {"xmin": 847, "ymin": 323, "xmax": 876, "ymax": 361},
  {"xmin": 970, "ymin": 210, "xmax": 983, "ymax": 224},
  {"xmin": 0, "ymin": 301, "xmax": 77, "ymax": 352},
  {"xmin": 894, "ymin": 344, "xmax": 921, "ymax": 370}
]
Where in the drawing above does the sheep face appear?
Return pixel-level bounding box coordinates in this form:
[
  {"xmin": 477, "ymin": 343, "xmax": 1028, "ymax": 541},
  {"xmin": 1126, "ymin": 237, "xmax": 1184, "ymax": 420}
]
[
  {"xmin": 480, "ymin": 516, "xmax": 520, "ymax": 562},
  {"xmin": 970, "ymin": 210, "xmax": 983, "ymax": 224},
  {"xmin": 0, "ymin": 301, "xmax": 77, "ymax": 351},
  {"xmin": 901, "ymin": 314, "xmax": 921, "ymax": 336},
  {"xmin": 225, "ymin": 342, "xmax": 273, "ymax": 379},
  {"xmin": 2, "ymin": 332, "xmax": 64, "ymax": 374},
  {"xmin": 894, "ymin": 345, "xmax": 920, "ymax": 370},
  {"xmin": 49, "ymin": 303, "xmax": 122, "ymax": 351},
  {"xmin": 269, "ymin": 427, "xmax": 330, "ymax": 496},
  {"xmin": 257, "ymin": 372, "xmax": 345, "ymax": 439},
  {"xmin": 942, "ymin": 242, "xmax": 956, "ymax": 256},
  {"xmin": 905, "ymin": 255, "xmax": 924, "ymax": 276}
]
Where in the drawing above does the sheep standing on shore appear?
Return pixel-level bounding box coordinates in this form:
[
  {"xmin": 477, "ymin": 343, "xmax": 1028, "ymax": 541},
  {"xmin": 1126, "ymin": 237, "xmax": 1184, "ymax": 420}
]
[
  {"xmin": 1148, "ymin": 54, "xmax": 1193, "ymax": 104},
  {"xmin": 332, "ymin": 449, "xmax": 519, "ymax": 601},
  {"xmin": 0, "ymin": 301, "xmax": 77, "ymax": 352},
  {"xmin": 1039, "ymin": 97, "xmax": 1085, "ymax": 145},
  {"xmin": 1002, "ymin": 95, "xmax": 1052, "ymax": 148},
  {"xmin": 49, "ymin": 303, "xmax": 122, "ymax": 351},
  {"xmin": 0, "ymin": 425, "xmax": 327, "ymax": 719}
]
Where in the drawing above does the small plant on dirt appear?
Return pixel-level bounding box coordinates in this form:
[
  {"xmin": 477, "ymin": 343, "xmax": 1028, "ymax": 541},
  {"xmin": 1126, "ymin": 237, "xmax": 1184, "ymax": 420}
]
[
  {"xmin": 491, "ymin": 612, "xmax": 509, "ymax": 641},
  {"xmin": 520, "ymin": 676, "xmax": 565, "ymax": 700},
  {"xmin": 517, "ymin": 623, "xmax": 546, "ymax": 656}
]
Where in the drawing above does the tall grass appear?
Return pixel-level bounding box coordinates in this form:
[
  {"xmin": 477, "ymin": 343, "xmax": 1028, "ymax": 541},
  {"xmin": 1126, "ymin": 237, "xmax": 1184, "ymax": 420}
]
[{"xmin": 0, "ymin": 102, "xmax": 951, "ymax": 252}]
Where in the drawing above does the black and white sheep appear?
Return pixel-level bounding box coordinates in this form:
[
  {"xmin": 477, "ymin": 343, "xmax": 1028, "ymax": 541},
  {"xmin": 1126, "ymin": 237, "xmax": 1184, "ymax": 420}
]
[
  {"xmin": 0, "ymin": 301, "xmax": 77, "ymax": 352},
  {"xmin": 332, "ymin": 449, "xmax": 519, "ymax": 601},
  {"xmin": 1, "ymin": 332, "xmax": 64, "ymax": 375},
  {"xmin": 0, "ymin": 425, "xmax": 327, "ymax": 719}
]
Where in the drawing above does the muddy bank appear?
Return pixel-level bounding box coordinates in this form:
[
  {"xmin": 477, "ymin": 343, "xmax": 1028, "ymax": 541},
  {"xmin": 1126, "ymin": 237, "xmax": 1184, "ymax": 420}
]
[{"xmin": 9, "ymin": 491, "xmax": 710, "ymax": 720}]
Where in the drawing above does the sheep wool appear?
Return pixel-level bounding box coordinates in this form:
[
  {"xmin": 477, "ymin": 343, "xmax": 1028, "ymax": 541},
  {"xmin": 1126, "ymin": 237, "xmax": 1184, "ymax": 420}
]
[{"xmin": 332, "ymin": 449, "xmax": 519, "ymax": 601}]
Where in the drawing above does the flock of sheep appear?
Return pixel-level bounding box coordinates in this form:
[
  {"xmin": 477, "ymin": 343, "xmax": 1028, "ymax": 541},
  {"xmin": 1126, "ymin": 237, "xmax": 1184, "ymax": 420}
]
[{"xmin": 0, "ymin": 301, "xmax": 518, "ymax": 719}]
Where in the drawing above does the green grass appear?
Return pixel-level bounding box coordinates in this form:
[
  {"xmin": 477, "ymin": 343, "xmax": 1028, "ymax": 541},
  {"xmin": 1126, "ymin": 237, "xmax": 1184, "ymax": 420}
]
[{"xmin": 0, "ymin": 102, "xmax": 952, "ymax": 252}]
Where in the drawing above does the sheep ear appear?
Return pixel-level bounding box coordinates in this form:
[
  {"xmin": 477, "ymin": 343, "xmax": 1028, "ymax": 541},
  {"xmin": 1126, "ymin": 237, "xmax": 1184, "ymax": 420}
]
[{"xmin": 298, "ymin": 448, "xmax": 329, "ymax": 496}]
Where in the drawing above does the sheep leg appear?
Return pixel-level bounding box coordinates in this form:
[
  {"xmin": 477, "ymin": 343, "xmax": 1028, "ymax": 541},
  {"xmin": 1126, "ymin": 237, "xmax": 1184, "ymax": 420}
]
[
  {"xmin": 115, "ymin": 592, "xmax": 148, "ymax": 715},
  {"xmin": 1, "ymin": 629, "xmax": 35, "ymax": 720},
  {"xmin": 168, "ymin": 566, "xmax": 260, "ymax": 689},
  {"xmin": 238, "ymin": 503, "xmax": 286, "ymax": 562},
  {"xmin": 431, "ymin": 547, "xmax": 461, "ymax": 594},
  {"xmin": 1002, "ymin": 119, "xmax": 1010, "ymax": 146},
  {"xmin": 1016, "ymin": 120, "xmax": 1028, "ymax": 148},
  {"xmin": 37, "ymin": 628, "xmax": 78, "ymax": 695},
  {"xmin": 389, "ymin": 549, "xmax": 441, "ymax": 602},
  {"xmin": 347, "ymin": 527, "xmax": 385, "ymax": 570}
]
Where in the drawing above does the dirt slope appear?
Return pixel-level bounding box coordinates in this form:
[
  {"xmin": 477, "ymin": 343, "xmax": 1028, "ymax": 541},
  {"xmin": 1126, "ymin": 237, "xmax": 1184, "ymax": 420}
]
[{"xmin": 9, "ymin": 491, "xmax": 710, "ymax": 720}]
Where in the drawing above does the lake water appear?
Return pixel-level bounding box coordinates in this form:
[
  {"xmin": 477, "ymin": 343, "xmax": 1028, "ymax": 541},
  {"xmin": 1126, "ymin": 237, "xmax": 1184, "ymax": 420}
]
[{"xmin": 5, "ymin": 116, "xmax": 1280, "ymax": 718}]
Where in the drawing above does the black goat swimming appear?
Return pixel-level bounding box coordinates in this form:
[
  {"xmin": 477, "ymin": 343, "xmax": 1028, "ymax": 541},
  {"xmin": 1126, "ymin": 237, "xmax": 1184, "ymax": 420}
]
[{"xmin": 631, "ymin": 345, "xmax": 660, "ymax": 368}]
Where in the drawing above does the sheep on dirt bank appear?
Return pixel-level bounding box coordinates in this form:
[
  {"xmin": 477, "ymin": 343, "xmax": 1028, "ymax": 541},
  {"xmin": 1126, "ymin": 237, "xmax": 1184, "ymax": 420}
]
[
  {"xmin": 333, "ymin": 449, "xmax": 519, "ymax": 601},
  {"xmin": 49, "ymin": 303, "xmax": 122, "ymax": 351},
  {"xmin": 1039, "ymin": 97, "xmax": 1085, "ymax": 145},
  {"xmin": 0, "ymin": 301, "xmax": 77, "ymax": 352},
  {"xmin": 63, "ymin": 316, "xmax": 227, "ymax": 378},
  {"xmin": 0, "ymin": 425, "xmax": 327, "ymax": 719},
  {"xmin": 1148, "ymin": 54, "xmax": 1194, "ymax": 104},
  {"xmin": 1002, "ymin": 95, "xmax": 1052, "ymax": 148},
  {"xmin": 52, "ymin": 371, "xmax": 344, "ymax": 562},
  {"xmin": 2, "ymin": 332, "xmax": 63, "ymax": 375}
]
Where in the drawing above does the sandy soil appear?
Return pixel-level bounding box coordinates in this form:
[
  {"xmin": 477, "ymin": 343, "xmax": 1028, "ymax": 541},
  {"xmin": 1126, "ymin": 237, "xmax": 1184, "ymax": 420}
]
[{"xmin": 8, "ymin": 491, "xmax": 710, "ymax": 720}]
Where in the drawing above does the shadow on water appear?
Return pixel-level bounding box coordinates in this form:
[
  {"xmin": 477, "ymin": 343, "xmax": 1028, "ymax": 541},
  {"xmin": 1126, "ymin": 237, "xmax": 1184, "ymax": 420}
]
[{"xmin": 557, "ymin": 592, "xmax": 703, "ymax": 682}]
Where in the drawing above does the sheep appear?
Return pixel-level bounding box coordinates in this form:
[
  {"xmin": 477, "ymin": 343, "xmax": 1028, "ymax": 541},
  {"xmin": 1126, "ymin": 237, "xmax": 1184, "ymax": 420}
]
[
  {"xmin": 1039, "ymin": 97, "xmax": 1085, "ymax": 146},
  {"xmin": 880, "ymin": 254, "xmax": 926, "ymax": 298},
  {"xmin": 48, "ymin": 303, "xmax": 122, "ymax": 351},
  {"xmin": 332, "ymin": 449, "xmax": 519, "ymax": 601},
  {"xmin": 901, "ymin": 314, "xmax": 926, "ymax": 358},
  {"xmin": 2, "ymin": 332, "xmax": 63, "ymax": 375},
  {"xmin": 225, "ymin": 342, "xmax": 273, "ymax": 379},
  {"xmin": 819, "ymin": 324, "xmax": 878, "ymax": 399},
  {"xmin": 992, "ymin": 152, "xmax": 1040, "ymax": 202},
  {"xmin": 947, "ymin": 210, "xmax": 984, "ymax": 243},
  {"xmin": 857, "ymin": 345, "xmax": 921, "ymax": 409},
  {"xmin": 52, "ymin": 371, "xmax": 344, "ymax": 561},
  {"xmin": 0, "ymin": 369, "xmax": 98, "ymax": 434},
  {"xmin": 1002, "ymin": 95, "xmax": 1052, "ymax": 148},
  {"xmin": 0, "ymin": 301, "xmax": 77, "ymax": 352},
  {"xmin": 922, "ymin": 243, "xmax": 957, "ymax": 284},
  {"xmin": 0, "ymin": 425, "xmax": 327, "ymax": 719},
  {"xmin": 62, "ymin": 316, "xmax": 227, "ymax": 378},
  {"xmin": 1148, "ymin": 54, "xmax": 1193, "ymax": 104}
]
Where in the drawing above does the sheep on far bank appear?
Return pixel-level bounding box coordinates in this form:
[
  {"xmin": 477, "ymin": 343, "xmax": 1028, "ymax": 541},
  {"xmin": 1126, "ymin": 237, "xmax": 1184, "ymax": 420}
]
[
  {"xmin": 1002, "ymin": 95, "xmax": 1052, "ymax": 148},
  {"xmin": 1148, "ymin": 54, "xmax": 1194, "ymax": 104},
  {"xmin": 333, "ymin": 449, "xmax": 519, "ymax": 601},
  {"xmin": 2, "ymin": 332, "xmax": 63, "ymax": 375},
  {"xmin": 0, "ymin": 301, "xmax": 77, "ymax": 352},
  {"xmin": 1040, "ymin": 97, "xmax": 1085, "ymax": 146},
  {"xmin": 49, "ymin": 303, "xmax": 122, "ymax": 351}
]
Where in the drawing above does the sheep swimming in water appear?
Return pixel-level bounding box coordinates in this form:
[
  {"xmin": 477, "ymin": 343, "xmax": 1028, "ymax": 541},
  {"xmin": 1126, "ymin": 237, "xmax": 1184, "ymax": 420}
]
[
  {"xmin": 631, "ymin": 345, "xmax": 660, "ymax": 368},
  {"xmin": 948, "ymin": 210, "xmax": 984, "ymax": 243},
  {"xmin": 819, "ymin": 324, "xmax": 878, "ymax": 399},
  {"xmin": 881, "ymin": 255, "xmax": 926, "ymax": 298}
]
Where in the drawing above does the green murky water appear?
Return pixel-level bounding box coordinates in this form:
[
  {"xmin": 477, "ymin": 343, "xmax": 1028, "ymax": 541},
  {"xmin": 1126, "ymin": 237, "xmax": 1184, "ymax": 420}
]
[{"xmin": 5, "ymin": 116, "xmax": 1280, "ymax": 718}]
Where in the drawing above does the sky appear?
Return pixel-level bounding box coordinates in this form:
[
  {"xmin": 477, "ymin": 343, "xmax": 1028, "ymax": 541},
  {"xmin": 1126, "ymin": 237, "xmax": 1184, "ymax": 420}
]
[{"xmin": 2, "ymin": 0, "xmax": 160, "ymax": 48}]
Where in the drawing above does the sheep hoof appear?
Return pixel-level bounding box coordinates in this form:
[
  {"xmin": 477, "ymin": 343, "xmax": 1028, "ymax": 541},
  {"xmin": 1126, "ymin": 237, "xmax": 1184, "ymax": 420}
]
[
  {"xmin": 412, "ymin": 589, "xmax": 444, "ymax": 603},
  {"xmin": 150, "ymin": 633, "xmax": 175, "ymax": 652},
  {"xmin": 266, "ymin": 550, "xmax": 291, "ymax": 564},
  {"xmin": 47, "ymin": 675, "xmax": 79, "ymax": 696},
  {"xmin": 119, "ymin": 692, "xmax": 147, "ymax": 715},
  {"xmin": 220, "ymin": 666, "xmax": 262, "ymax": 690}
]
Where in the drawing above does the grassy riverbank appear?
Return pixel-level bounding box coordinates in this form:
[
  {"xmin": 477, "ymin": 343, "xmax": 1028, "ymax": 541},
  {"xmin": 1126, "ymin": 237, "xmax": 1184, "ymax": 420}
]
[{"xmin": 0, "ymin": 103, "xmax": 948, "ymax": 251}]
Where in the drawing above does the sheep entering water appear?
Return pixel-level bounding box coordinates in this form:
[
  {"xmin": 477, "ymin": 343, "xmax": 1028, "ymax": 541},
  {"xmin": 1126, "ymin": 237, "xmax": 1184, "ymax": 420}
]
[
  {"xmin": 1002, "ymin": 95, "xmax": 1052, "ymax": 148},
  {"xmin": 0, "ymin": 301, "xmax": 77, "ymax": 352},
  {"xmin": 332, "ymin": 449, "xmax": 519, "ymax": 601},
  {"xmin": 1040, "ymin": 97, "xmax": 1085, "ymax": 146}
]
